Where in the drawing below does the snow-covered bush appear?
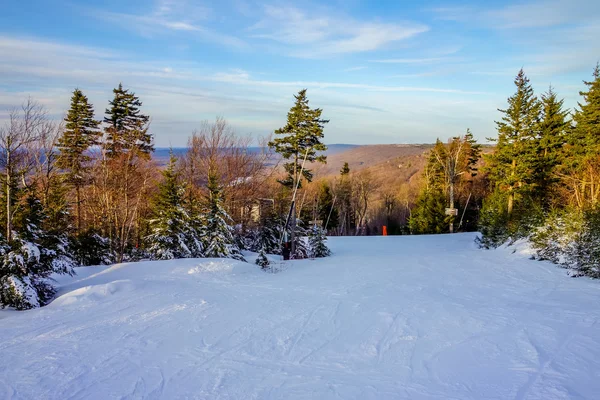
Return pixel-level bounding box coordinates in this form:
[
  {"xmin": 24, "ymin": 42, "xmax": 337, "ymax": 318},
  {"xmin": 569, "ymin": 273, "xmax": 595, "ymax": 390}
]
[
  {"xmin": 309, "ymin": 225, "xmax": 331, "ymax": 258},
  {"xmin": 0, "ymin": 196, "xmax": 75, "ymax": 310},
  {"xmin": 530, "ymin": 207, "xmax": 600, "ymax": 278},
  {"xmin": 478, "ymin": 190, "xmax": 544, "ymax": 249},
  {"xmin": 530, "ymin": 209, "xmax": 582, "ymax": 266},
  {"xmin": 477, "ymin": 190, "xmax": 510, "ymax": 248}
]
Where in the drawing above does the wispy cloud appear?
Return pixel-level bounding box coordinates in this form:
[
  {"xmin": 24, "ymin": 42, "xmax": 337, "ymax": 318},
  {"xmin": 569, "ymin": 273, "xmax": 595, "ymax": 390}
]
[
  {"xmin": 90, "ymin": 0, "xmax": 246, "ymax": 48},
  {"xmin": 208, "ymin": 68, "xmax": 487, "ymax": 94},
  {"xmin": 430, "ymin": 0, "xmax": 600, "ymax": 29},
  {"xmin": 343, "ymin": 66, "xmax": 367, "ymax": 72},
  {"xmin": 248, "ymin": 5, "xmax": 428, "ymax": 57},
  {"xmin": 369, "ymin": 57, "xmax": 447, "ymax": 64}
]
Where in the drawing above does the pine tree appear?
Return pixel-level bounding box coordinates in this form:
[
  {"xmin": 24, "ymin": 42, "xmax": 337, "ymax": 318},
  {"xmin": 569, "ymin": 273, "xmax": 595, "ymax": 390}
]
[
  {"xmin": 567, "ymin": 64, "xmax": 600, "ymax": 209},
  {"xmin": 486, "ymin": 69, "xmax": 541, "ymax": 216},
  {"xmin": 269, "ymin": 89, "xmax": 329, "ymax": 188},
  {"xmin": 535, "ymin": 86, "xmax": 570, "ymax": 208},
  {"xmin": 101, "ymin": 84, "xmax": 154, "ymax": 262},
  {"xmin": 147, "ymin": 153, "xmax": 201, "ymax": 260},
  {"xmin": 104, "ymin": 83, "xmax": 153, "ymax": 159},
  {"xmin": 0, "ymin": 192, "xmax": 75, "ymax": 310},
  {"xmin": 257, "ymin": 212, "xmax": 282, "ymax": 254},
  {"xmin": 464, "ymin": 129, "xmax": 482, "ymax": 178},
  {"xmin": 256, "ymin": 246, "xmax": 270, "ymax": 270},
  {"xmin": 409, "ymin": 189, "xmax": 448, "ymax": 234},
  {"xmin": 57, "ymin": 89, "xmax": 100, "ymax": 232},
  {"xmin": 337, "ymin": 162, "xmax": 353, "ymax": 235},
  {"xmin": 309, "ymin": 224, "xmax": 331, "ymax": 257},
  {"xmin": 203, "ymin": 171, "xmax": 245, "ymax": 261}
]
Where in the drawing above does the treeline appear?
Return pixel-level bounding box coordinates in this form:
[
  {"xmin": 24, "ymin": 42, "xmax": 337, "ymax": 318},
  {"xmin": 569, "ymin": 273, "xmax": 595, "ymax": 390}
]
[
  {"xmin": 478, "ymin": 65, "xmax": 600, "ymax": 278},
  {"xmin": 0, "ymin": 86, "xmax": 332, "ymax": 309}
]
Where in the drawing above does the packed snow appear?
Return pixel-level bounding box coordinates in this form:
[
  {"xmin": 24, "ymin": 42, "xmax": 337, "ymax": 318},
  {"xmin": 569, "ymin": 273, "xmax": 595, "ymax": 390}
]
[{"xmin": 1, "ymin": 233, "xmax": 600, "ymax": 399}]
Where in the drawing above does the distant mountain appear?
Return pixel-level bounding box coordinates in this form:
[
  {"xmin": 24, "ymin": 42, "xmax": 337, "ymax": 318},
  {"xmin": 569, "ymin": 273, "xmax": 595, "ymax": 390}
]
[
  {"xmin": 152, "ymin": 144, "xmax": 361, "ymax": 166},
  {"xmin": 312, "ymin": 144, "xmax": 434, "ymax": 177}
]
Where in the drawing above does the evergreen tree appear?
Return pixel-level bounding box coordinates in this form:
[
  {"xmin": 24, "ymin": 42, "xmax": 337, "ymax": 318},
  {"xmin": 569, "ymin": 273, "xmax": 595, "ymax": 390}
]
[
  {"xmin": 567, "ymin": 64, "xmax": 600, "ymax": 208},
  {"xmin": 256, "ymin": 246, "xmax": 270, "ymax": 270},
  {"xmin": 337, "ymin": 162, "xmax": 353, "ymax": 235},
  {"xmin": 486, "ymin": 69, "xmax": 541, "ymax": 216},
  {"xmin": 409, "ymin": 189, "xmax": 448, "ymax": 234},
  {"xmin": 464, "ymin": 129, "xmax": 482, "ymax": 178},
  {"xmin": 104, "ymin": 83, "xmax": 153, "ymax": 159},
  {"xmin": 291, "ymin": 221, "xmax": 310, "ymax": 259},
  {"xmin": 257, "ymin": 213, "xmax": 282, "ymax": 254},
  {"xmin": 269, "ymin": 89, "xmax": 329, "ymax": 188},
  {"xmin": 70, "ymin": 228, "xmax": 113, "ymax": 266},
  {"xmin": 57, "ymin": 89, "xmax": 100, "ymax": 232},
  {"xmin": 203, "ymin": 172, "xmax": 245, "ymax": 261},
  {"xmin": 535, "ymin": 86, "xmax": 570, "ymax": 208},
  {"xmin": 147, "ymin": 153, "xmax": 201, "ymax": 260},
  {"xmin": 309, "ymin": 224, "xmax": 331, "ymax": 257},
  {"xmin": 0, "ymin": 192, "xmax": 75, "ymax": 310}
]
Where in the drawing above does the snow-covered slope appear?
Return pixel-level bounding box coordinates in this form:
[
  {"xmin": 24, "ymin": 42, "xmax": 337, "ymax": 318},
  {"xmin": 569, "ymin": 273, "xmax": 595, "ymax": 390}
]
[{"xmin": 1, "ymin": 233, "xmax": 600, "ymax": 399}]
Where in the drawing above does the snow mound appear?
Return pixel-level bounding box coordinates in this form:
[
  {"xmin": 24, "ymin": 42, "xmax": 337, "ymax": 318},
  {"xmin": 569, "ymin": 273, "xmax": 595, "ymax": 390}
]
[
  {"xmin": 187, "ymin": 259, "xmax": 251, "ymax": 274},
  {"xmin": 51, "ymin": 280, "xmax": 135, "ymax": 307}
]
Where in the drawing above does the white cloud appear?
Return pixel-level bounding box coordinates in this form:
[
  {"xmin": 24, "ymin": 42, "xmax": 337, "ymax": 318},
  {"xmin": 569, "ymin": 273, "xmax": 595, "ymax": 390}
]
[{"xmin": 248, "ymin": 5, "xmax": 428, "ymax": 57}]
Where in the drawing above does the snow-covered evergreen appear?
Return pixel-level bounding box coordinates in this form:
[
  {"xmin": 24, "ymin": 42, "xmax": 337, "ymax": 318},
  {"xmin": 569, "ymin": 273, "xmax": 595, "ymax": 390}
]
[
  {"xmin": 0, "ymin": 194, "xmax": 75, "ymax": 310},
  {"xmin": 255, "ymin": 247, "xmax": 270, "ymax": 270},
  {"xmin": 245, "ymin": 214, "xmax": 282, "ymax": 255},
  {"xmin": 71, "ymin": 229, "xmax": 114, "ymax": 266},
  {"xmin": 203, "ymin": 173, "xmax": 244, "ymax": 261},
  {"xmin": 292, "ymin": 221, "xmax": 310, "ymax": 259},
  {"xmin": 309, "ymin": 225, "xmax": 331, "ymax": 258},
  {"xmin": 147, "ymin": 153, "xmax": 202, "ymax": 260}
]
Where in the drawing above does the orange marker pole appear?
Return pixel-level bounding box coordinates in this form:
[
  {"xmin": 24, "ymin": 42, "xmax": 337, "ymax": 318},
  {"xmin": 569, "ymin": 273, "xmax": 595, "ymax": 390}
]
[{"xmin": 382, "ymin": 225, "xmax": 388, "ymax": 236}]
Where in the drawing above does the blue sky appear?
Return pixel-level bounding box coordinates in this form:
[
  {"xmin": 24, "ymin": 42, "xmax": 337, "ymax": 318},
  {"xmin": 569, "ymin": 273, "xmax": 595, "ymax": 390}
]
[{"xmin": 0, "ymin": 0, "xmax": 598, "ymax": 146}]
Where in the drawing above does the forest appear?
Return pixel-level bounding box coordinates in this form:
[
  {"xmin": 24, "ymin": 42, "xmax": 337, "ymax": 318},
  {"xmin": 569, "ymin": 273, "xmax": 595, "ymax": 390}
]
[{"xmin": 1, "ymin": 64, "xmax": 599, "ymax": 310}]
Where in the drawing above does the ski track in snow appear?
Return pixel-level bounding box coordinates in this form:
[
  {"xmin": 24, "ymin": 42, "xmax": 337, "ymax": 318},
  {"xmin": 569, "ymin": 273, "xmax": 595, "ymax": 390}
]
[{"xmin": 2, "ymin": 233, "xmax": 600, "ymax": 399}]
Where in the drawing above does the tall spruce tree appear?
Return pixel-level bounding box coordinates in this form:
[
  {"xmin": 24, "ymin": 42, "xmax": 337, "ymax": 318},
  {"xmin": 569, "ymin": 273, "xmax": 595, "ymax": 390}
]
[
  {"xmin": 269, "ymin": 89, "xmax": 328, "ymax": 188},
  {"xmin": 486, "ymin": 69, "xmax": 541, "ymax": 216},
  {"xmin": 57, "ymin": 89, "xmax": 100, "ymax": 232},
  {"xmin": 269, "ymin": 89, "xmax": 328, "ymax": 258},
  {"xmin": 535, "ymin": 86, "xmax": 570, "ymax": 207},
  {"xmin": 104, "ymin": 83, "xmax": 153, "ymax": 159},
  {"xmin": 147, "ymin": 153, "xmax": 202, "ymax": 260}
]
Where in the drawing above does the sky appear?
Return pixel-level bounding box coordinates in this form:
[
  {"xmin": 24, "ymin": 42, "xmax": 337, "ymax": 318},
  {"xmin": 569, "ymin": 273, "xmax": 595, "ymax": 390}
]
[{"xmin": 0, "ymin": 0, "xmax": 599, "ymax": 147}]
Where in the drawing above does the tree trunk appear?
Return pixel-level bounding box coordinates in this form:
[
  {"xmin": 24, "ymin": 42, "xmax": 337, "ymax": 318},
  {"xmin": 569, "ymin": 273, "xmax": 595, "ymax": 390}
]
[
  {"xmin": 6, "ymin": 157, "xmax": 11, "ymax": 242},
  {"xmin": 449, "ymin": 181, "xmax": 454, "ymax": 233},
  {"xmin": 291, "ymin": 201, "xmax": 296, "ymax": 258},
  {"xmin": 76, "ymin": 185, "xmax": 81, "ymax": 233}
]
